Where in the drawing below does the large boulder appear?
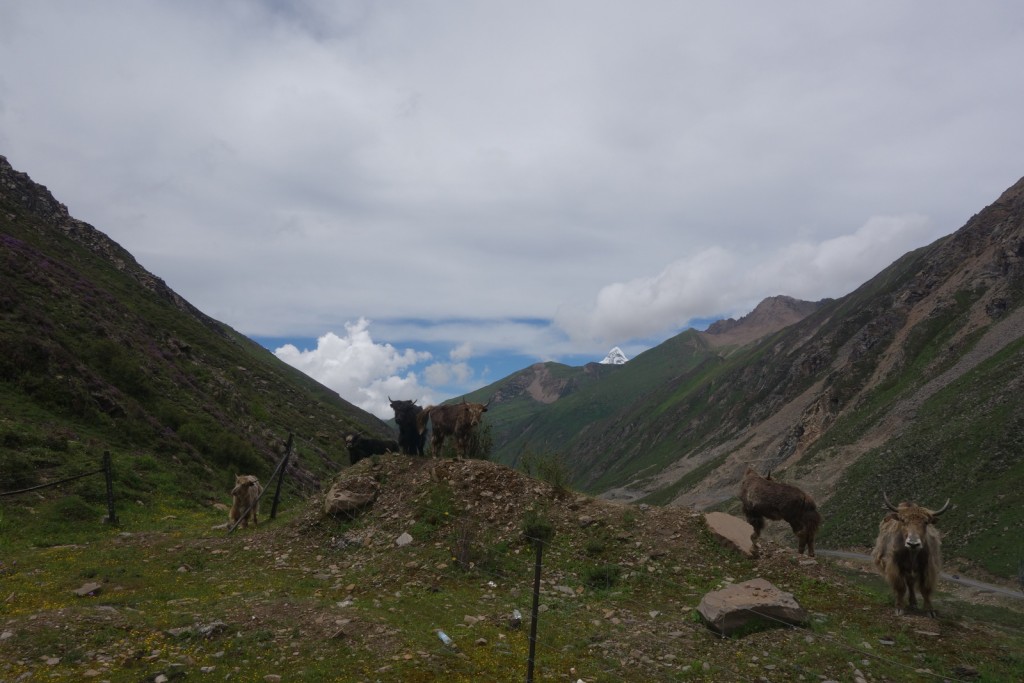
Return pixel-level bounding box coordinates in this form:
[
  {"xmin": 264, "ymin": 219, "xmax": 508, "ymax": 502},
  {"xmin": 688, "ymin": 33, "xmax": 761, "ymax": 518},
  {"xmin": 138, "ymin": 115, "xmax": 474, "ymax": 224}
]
[
  {"xmin": 696, "ymin": 578, "xmax": 808, "ymax": 636},
  {"xmin": 704, "ymin": 511, "xmax": 754, "ymax": 558},
  {"xmin": 324, "ymin": 476, "xmax": 380, "ymax": 517}
]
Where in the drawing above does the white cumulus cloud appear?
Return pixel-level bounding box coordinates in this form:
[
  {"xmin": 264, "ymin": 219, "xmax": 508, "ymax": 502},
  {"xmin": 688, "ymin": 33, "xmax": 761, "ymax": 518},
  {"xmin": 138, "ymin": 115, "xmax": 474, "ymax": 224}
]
[
  {"xmin": 273, "ymin": 318, "xmax": 433, "ymax": 419},
  {"xmin": 557, "ymin": 214, "xmax": 936, "ymax": 346}
]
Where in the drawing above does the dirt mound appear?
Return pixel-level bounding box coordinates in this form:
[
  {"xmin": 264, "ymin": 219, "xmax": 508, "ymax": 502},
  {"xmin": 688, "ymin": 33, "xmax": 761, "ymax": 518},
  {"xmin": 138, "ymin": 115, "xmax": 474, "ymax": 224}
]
[{"xmin": 294, "ymin": 455, "xmax": 696, "ymax": 550}]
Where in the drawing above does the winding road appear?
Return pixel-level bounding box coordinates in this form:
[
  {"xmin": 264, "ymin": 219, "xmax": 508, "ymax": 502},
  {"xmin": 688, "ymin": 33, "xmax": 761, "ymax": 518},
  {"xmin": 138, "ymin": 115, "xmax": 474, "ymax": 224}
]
[{"xmin": 818, "ymin": 549, "xmax": 1024, "ymax": 600}]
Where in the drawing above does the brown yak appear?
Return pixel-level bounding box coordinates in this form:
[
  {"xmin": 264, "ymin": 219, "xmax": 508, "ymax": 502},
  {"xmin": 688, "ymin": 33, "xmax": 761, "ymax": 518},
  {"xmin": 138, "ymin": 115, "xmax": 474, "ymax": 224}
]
[
  {"xmin": 739, "ymin": 467, "xmax": 821, "ymax": 557},
  {"xmin": 872, "ymin": 494, "xmax": 949, "ymax": 616},
  {"xmin": 416, "ymin": 399, "xmax": 489, "ymax": 459}
]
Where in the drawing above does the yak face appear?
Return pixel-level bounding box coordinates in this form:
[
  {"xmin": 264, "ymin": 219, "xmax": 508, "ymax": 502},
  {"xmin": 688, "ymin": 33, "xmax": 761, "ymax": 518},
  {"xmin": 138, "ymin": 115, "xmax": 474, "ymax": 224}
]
[
  {"xmin": 232, "ymin": 474, "xmax": 260, "ymax": 496},
  {"xmin": 459, "ymin": 402, "xmax": 487, "ymax": 428},
  {"xmin": 883, "ymin": 495, "xmax": 949, "ymax": 553},
  {"xmin": 389, "ymin": 398, "xmax": 421, "ymax": 423}
]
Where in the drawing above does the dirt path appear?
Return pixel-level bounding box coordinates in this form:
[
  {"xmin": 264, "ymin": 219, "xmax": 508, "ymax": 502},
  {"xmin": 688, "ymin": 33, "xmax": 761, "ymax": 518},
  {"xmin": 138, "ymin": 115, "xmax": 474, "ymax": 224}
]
[{"xmin": 818, "ymin": 549, "xmax": 1024, "ymax": 604}]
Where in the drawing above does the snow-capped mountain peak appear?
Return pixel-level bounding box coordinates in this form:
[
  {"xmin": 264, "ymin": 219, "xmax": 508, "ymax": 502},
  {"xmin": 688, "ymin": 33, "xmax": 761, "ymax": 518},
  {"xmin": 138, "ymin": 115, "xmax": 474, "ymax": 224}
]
[{"xmin": 600, "ymin": 347, "xmax": 629, "ymax": 365}]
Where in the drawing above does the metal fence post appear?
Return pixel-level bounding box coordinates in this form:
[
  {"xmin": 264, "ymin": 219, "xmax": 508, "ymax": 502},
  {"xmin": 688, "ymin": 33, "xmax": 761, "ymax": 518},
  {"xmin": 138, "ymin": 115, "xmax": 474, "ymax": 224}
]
[{"xmin": 526, "ymin": 537, "xmax": 544, "ymax": 683}]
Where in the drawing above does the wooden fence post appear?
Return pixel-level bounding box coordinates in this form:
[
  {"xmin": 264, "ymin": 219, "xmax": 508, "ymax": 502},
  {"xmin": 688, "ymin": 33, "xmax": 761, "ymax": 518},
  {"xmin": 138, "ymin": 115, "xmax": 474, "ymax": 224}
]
[
  {"xmin": 102, "ymin": 451, "xmax": 118, "ymax": 525},
  {"xmin": 270, "ymin": 434, "xmax": 293, "ymax": 520}
]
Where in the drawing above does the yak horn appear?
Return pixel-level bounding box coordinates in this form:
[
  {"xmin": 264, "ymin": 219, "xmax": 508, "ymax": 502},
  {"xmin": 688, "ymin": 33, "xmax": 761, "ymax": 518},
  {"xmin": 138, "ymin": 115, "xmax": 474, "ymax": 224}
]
[
  {"xmin": 932, "ymin": 498, "xmax": 951, "ymax": 516},
  {"xmin": 882, "ymin": 492, "xmax": 899, "ymax": 512}
]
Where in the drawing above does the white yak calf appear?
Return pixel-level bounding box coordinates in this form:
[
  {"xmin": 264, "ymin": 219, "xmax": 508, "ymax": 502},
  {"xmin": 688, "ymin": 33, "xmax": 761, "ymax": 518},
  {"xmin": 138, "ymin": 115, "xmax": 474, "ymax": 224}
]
[{"xmin": 229, "ymin": 474, "xmax": 263, "ymax": 529}]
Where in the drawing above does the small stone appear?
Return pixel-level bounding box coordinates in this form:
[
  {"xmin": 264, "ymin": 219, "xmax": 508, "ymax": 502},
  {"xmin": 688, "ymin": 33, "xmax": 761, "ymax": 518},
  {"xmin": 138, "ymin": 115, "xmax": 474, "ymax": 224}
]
[
  {"xmin": 395, "ymin": 532, "xmax": 413, "ymax": 547},
  {"xmin": 264, "ymin": 676, "xmax": 282, "ymax": 683},
  {"xmin": 73, "ymin": 582, "xmax": 103, "ymax": 597}
]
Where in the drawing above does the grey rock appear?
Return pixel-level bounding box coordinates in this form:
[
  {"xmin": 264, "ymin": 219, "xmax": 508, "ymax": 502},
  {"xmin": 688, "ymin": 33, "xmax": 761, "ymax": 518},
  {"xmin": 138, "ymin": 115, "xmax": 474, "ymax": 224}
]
[
  {"xmin": 703, "ymin": 512, "xmax": 754, "ymax": 558},
  {"xmin": 697, "ymin": 578, "xmax": 808, "ymax": 635}
]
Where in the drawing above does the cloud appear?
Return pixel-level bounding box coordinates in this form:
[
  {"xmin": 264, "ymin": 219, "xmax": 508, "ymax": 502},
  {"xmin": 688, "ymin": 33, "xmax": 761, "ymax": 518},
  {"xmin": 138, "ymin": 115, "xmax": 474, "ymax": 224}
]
[
  {"xmin": 272, "ymin": 318, "xmax": 492, "ymax": 418},
  {"xmin": 556, "ymin": 214, "xmax": 936, "ymax": 346},
  {"xmin": 2, "ymin": 2, "xmax": 1022, "ymax": 400},
  {"xmin": 273, "ymin": 318, "xmax": 434, "ymax": 419}
]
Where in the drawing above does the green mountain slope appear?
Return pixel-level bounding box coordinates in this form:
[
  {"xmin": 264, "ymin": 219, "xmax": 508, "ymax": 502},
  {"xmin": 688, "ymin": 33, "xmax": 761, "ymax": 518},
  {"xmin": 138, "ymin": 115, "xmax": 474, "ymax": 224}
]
[{"xmin": 0, "ymin": 155, "xmax": 392, "ymax": 515}]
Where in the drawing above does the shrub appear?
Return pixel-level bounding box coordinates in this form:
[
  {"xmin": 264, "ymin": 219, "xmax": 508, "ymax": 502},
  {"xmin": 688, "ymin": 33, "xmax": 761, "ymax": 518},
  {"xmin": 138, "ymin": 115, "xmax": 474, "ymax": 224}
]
[
  {"xmin": 519, "ymin": 450, "xmax": 572, "ymax": 497},
  {"xmin": 583, "ymin": 563, "xmax": 622, "ymax": 590},
  {"xmin": 521, "ymin": 505, "xmax": 555, "ymax": 545},
  {"xmin": 0, "ymin": 450, "xmax": 37, "ymax": 490}
]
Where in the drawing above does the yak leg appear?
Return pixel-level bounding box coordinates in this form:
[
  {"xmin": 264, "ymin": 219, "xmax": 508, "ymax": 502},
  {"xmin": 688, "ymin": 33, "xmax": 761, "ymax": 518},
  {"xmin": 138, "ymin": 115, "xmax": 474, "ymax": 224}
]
[
  {"xmin": 789, "ymin": 520, "xmax": 806, "ymax": 555},
  {"xmin": 430, "ymin": 432, "xmax": 445, "ymax": 458},
  {"xmin": 892, "ymin": 576, "xmax": 909, "ymax": 615},
  {"xmin": 459, "ymin": 432, "xmax": 474, "ymax": 459},
  {"xmin": 793, "ymin": 524, "xmax": 815, "ymax": 557},
  {"xmin": 746, "ymin": 514, "xmax": 764, "ymax": 556},
  {"xmin": 920, "ymin": 579, "xmax": 935, "ymax": 617}
]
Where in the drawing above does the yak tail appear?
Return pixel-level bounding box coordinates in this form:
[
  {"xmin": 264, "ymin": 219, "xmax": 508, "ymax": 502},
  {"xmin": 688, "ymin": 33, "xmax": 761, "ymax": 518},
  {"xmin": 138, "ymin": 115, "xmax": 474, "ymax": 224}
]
[{"xmin": 417, "ymin": 406, "xmax": 435, "ymax": 434}]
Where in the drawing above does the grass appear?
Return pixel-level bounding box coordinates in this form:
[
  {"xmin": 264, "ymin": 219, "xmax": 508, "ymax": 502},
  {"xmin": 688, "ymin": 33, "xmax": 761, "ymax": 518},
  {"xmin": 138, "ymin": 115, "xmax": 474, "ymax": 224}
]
[{"xmin": 2, "ymin": 456, "xmax": 1023, "ymax": 682}]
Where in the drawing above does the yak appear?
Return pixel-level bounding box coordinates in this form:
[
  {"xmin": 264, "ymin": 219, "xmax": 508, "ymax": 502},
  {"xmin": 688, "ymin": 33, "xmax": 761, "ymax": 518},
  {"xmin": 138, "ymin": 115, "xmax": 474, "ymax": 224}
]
[
  {"xmin": 389, "ymin": 397, "xmax": 426, "ymax": 456},
  {"xmin": 345, "ymin": 433, "xmax": 400, "ymax": 465},
  {"xmin": 739, "ymin": 467, "xmax": 821, "ymax": 557},
  {"xmin": 872, "ymin": 494, "xmax": 949, "ymax": 616},
  {"xmin": 416, "ymin": 399, "xmax": 489, "ymax": 459},
  {"xmin": 229, "ymin": 474, "xmax": 263, "ymax": 529}
]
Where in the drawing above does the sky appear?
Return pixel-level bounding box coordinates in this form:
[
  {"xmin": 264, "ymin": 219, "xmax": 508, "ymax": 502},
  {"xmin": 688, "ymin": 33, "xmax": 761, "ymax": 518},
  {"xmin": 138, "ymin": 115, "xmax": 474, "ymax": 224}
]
[{"xmin": 2, "ymin": 2, "xmax": 1023, "ymax": 419}]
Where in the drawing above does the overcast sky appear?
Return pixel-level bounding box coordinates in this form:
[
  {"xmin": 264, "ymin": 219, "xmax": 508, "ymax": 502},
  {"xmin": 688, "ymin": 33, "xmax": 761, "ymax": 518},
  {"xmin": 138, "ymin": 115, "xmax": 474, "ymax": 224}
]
[{"xmin": 2, "ymin": 2, "xmax": 1023, "ymax": 418}]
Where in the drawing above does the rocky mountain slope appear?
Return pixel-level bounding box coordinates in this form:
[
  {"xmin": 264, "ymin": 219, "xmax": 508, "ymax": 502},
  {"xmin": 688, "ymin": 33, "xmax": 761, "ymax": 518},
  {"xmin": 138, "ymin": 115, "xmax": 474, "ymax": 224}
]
[{"xmin": 472, "ymin": 177, "xmax": 1024, "ymax": 579}]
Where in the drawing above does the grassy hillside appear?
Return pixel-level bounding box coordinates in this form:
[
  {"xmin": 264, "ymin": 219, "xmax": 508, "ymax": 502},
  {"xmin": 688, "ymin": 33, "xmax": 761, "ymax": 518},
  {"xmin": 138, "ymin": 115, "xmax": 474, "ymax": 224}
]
[
  {"xmin": 0, "ymin": 156, "xmax": 392, "ymax": 540},
  {"xmin": 1, "ymin": 456, "xmax": 1020, "ymax": 682}
]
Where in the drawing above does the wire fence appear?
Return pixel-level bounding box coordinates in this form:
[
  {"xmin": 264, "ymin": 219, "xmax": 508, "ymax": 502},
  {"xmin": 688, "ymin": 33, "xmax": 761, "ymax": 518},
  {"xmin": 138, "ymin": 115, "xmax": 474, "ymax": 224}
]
[{"xmin": 0, "ymin": 450, "xmax": 117, "ymax": 524}]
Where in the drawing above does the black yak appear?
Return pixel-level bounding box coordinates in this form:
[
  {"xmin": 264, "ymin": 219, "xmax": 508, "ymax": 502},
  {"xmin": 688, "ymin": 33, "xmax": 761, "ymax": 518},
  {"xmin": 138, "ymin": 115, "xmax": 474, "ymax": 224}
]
[
  {"xmin": 345, "ymin": 433, "xmax": 399, "ymax": 465},
  {"xmin": 389, "ymin": 397, "xmax": 426, "ymax": 456}
]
